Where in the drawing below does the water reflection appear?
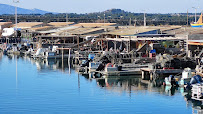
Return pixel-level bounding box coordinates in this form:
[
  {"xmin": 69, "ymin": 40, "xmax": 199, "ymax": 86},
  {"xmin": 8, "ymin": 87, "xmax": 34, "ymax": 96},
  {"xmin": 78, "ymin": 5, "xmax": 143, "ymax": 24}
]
[
  {"xmin": 0, "ymin": 53, "xmax": 201, "ymax": 113},
  {"xmin": 23, "ymin": 55, "xmax": 203, "ymax": 113},
  {"xmin": 27, "ymin": 58, "xmax": 71, "ymax": 73},
  {"xmin": 2, "ymin": 53, "xmax": 186, "ymax": 97},
  {"xmin": 96, "ymin": 76, "xmax": 203, "ymax": 113},
  {"xmin": 0, "ymin": 52, "xmax": 2, "ymax": 60},
  {"xmin": 0, "ymin": 52, "xmax": 2, "ymax": 66},
  {"xmin": 0, "ymin": 53, "xmax": 73, "ymax": 75},
  {"xmin": 183, "ymin": 90, "xmax": 203, "ymax": 114},
  {"xmin": 96, "ymin": 77, "xmax": 178, "ymax": 95}
]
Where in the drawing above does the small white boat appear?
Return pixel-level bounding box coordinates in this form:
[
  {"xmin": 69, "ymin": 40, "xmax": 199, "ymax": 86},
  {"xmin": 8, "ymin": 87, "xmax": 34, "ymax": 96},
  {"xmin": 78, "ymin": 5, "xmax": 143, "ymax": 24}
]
[
  {"xmin": 164, "ymin": 68, "xmax": 192, "ymax": 86},
  {"xmin": 179, "ymin": 68, "xmax": 192, "ymax": 86}
]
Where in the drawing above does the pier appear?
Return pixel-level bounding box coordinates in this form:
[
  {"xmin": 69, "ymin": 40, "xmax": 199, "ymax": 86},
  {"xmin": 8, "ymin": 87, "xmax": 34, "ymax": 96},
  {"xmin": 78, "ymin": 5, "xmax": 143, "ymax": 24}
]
[
  {"xmin": 1, "ymin": 1, "xmax": 203, "ymax": 113},
  {"xmin": 141, "ymin": 68, "xmax": 184, "ymax": 80}
]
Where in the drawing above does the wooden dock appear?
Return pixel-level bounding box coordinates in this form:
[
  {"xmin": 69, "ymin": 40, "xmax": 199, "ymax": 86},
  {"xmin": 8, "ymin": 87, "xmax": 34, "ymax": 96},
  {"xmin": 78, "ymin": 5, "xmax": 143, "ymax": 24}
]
[
  {"xmin": 141, "ymin": 68, "xmax": 183, "ymax": 80},
  {"xmin": 95, "ymin": 69, "xmax": 141, "ymax": 77}
]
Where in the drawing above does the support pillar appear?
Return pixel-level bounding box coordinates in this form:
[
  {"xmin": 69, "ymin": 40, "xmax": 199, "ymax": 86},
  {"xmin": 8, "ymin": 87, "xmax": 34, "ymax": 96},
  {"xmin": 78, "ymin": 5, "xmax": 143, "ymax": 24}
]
[
  {"xmin": 150, "ymin": 72, "xmax": 153, "ymax": 80},
  {"xmin": 62, "ymin": 47, "xmax": 64, "ymax": 70},
  {"xmin": 142, "ymin": 71, "xmax": 145, "ymax": 80},
  {"xmin": 77, "ymin": 36, "xmax": 79, "ymax": 50},
  {"xmin": 113, "ymin": 41, "xmax": 117, "ymax": 52},
  {"xmin": 68, "ymin": 48, "xmax": 71, "ymax": 74}
]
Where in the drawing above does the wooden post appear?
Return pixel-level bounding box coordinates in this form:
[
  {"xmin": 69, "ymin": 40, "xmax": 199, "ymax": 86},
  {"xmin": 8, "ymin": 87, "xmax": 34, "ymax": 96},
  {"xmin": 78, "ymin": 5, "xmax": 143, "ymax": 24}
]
[
  {"xmin": 62, "ymin": 47, "xmax": 64, "ymax": 70},
  {"xmin": 142, "ymin": 71, "xmax": 145, "ymax": 80},
  {"xmin": 186, "ymin": 34, "xmax": 189, "ymax": 57},
  {"xmin": 68, "ymin": 48, "xmax": 71, "ymax": 63},
  {"xmin": 85, "ymin": 66, "xmax": 88, "ymax": 74},
  {"xmin": 89, "ymin": 72, "xmax": 92, "ymax": 79},
  {"xmin": 52, "ymin": 37, "xmax": 53, "ymax": 45},
  {"xmin": 150, "ymin": 72, "xmax": 153, "ymax": 80},
  {"xmin": 107, "ymin": 40, "xmax": 109, "ymax": 50},
  {"xmin": 77, "ymin": 36, "xmax": 79, "ymax": 50},
  {"xmin": 101, "ymin": 40, "xmax": 103, "ymax": 51},
  {"xmin": 129, "ymin": 38, "xmax": 131, "ymax": 52},
  {"xmin": 39, "ymin": 37, "xmax": 42, "ymax": 48},
  {"xmin": 114, "ymin": 41, "xmax": 117, "ymax": 52},
  {"xmin": 68, "ymin": 49, "xmax": 71, "ymax": 74},
  {"xmin": 62, "ymin": 47, "xmax": 64, "ymax": 60}
]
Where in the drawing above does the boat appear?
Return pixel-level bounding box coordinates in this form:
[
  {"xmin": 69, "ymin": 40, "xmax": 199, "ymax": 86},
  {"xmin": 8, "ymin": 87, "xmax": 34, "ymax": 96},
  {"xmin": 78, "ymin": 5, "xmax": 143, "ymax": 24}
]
[
  {"xmin": 191, "ymin": 13, "xmax": 203, "ymax": 28},
  {"xmin": 179, "ymin": 68, "xmax": 192, "ymax": 86},
  {"xmin": 191, "ymin": 76, "xmax": 203, "ymax": 100},
  {"xmin": 164, "ymin": 68, "xmax": 192, "ymax": 86}
]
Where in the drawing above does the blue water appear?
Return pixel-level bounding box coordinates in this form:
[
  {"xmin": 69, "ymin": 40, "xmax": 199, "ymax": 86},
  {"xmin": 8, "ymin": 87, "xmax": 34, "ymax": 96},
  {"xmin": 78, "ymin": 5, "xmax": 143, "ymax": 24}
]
[{"xmin": 0, "ymin": 54, "xmax": 196, "ymax": 113}]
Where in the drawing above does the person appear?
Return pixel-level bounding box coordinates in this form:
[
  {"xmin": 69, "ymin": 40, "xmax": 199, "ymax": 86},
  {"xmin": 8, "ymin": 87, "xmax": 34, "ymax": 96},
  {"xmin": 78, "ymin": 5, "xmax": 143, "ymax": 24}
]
[
  {"xmin": 103, "ymin": 48, "xmax": 108, "ymax": 55},
  {"xmin": 109, "ymin": 47, "xmax": 113, "ymax": 52},
  {"xmin": 122, "ymin": 48, "xmax": 127, "ymax": 53},
  {"xmin": 116, "ymin": 49, "xmax": 120, "ymax": 54}
]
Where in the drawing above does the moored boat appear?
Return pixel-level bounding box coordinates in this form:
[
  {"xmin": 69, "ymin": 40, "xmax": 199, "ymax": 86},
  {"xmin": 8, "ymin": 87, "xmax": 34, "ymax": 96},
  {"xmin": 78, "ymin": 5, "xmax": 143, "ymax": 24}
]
[{"xmin": 191, "ymin": 13, "xmax": 203, "ymax": 28}]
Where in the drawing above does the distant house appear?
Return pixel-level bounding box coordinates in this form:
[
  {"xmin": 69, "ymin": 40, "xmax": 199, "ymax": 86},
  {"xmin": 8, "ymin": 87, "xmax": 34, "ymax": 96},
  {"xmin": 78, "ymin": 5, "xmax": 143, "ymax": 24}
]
[{"xmin": 0, "ymin": 22, "xmax": 13, "ymax": 31}]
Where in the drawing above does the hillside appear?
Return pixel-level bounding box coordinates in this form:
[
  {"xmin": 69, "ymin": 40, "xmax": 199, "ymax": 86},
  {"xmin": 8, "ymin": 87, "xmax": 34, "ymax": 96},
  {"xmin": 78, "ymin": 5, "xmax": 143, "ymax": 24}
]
[{"xmin": 0, "ymin": 4, "xmax": 50, "ymax": 15}]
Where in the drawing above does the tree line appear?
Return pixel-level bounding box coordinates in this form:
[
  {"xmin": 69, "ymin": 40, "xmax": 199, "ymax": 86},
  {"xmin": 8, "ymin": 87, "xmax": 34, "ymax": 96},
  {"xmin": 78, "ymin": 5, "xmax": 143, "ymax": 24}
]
[{"xmin": 0, "ymin": 9, "xmax": 198, "ymax": 26}]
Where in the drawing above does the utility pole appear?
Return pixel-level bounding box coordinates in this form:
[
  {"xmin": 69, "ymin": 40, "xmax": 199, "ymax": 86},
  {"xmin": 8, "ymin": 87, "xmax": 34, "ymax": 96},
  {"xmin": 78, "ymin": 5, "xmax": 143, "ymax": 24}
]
[
  {"xmin": 13, "ymin": 0, "xmax": 19, "ymax": 36},
  {"xmin": 66, "ymin": 13, "xmax": 69, "ymax": 23},
  {"xmin": 187, "ymin": 9, "xmax": 189, "ymax": 26},
  {"xmin": 134, "ymin": 18, "xmax": 137, "ymax": 27},
  {"xmin": 144, "ymin": 12, "xmax": 146, "ymax": 26},
  {"xmin": 192, "ymin": 7, "xmax": 199, "ymax": 23},
  {"xmin": 186, "ymin": 33, "xmax": 189, "ymax": 57},
  {"xmin": 195, "ymin": 8, "xmax": 197, "ymax": 23},
  {"xmin": 104, "ymin": 13, "xmax": 105, "ymax": 26},
  {"xmin": 129, "ymin": 18, "xmax": 132, "ymax": 26},
  {"xmin": 120, "ymin": 16, "xmax": 123, "ymax": 25},
  {"xmin": 142, "ymin": 9, "xmax": 147, "ymax": 27}
]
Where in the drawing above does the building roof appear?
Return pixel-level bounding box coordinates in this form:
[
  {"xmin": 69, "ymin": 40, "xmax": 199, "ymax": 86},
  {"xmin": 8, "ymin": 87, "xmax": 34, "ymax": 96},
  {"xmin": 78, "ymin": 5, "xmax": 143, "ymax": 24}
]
[
  {"xmin": 0, "ymin": 22, "xmax": 12, "ymax": 26},
  {"xmin": 48, "ymin": 22, "xmax": 74, "ymax": 27},
  {"xmin": 74, "ymin": 23, "xmax": 117, "ymax": 27},
  {"xmin": 39, "ymin": 35, "xmax": 77, "ymax": 39},
  {"xmin": 106, "ymin": 26, "xmax": 159, "ymax": 36},
  {"xmin": 162, "ymin": 26, "xmax": 203, "ymax": 35},
  {"xmin": 105, "ymin": 37, "xmax": 186, "ymax": 41},
  {"xmin": 70, "ymin": 28, "xmax": 104, "ymax": 35},
  {"xmin": 39, "ymin": 26, "xmax": 79, "ymax": 34},
  {"xmin": 58, "ymin": 27, "xmax": 105, "ymax": 36},
  {"xmin": 14, "ymin": 22, "xmax": 43, "ymax": 29},
  {"xmin": 152, "ymin": 26, "xmax": 182, "ymax": 32},
  {"xmin": 30, "ymin": 26, "xmax": 54, "ymax": 31}
]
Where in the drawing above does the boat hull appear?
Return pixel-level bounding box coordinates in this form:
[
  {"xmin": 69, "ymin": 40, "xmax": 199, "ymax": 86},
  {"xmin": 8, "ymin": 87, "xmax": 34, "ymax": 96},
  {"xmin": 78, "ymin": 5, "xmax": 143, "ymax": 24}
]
[{"xmin": 191, "ymin": 24, "xmax": 203, "ymax": 28}]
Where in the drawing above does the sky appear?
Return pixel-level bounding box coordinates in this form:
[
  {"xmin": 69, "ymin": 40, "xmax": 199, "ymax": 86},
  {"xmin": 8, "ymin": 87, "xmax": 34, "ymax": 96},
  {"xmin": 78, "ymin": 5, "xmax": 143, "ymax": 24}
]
[{"xmin": 0, "ymin": 0, "xmax": 202, "ymax": 14}]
